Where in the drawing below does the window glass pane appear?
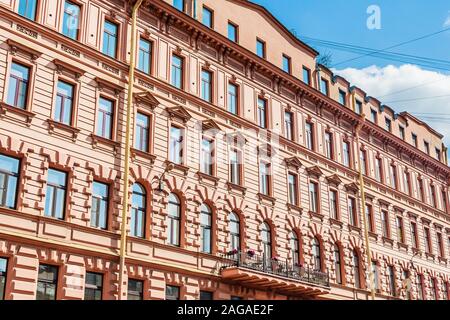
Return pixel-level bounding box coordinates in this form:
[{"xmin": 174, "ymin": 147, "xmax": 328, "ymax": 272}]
[
  {"xmin": 302, "ymin": 67, "xmax": 310, "ymax": 85},
  {"xmin": 320, "ymin": 78, "xmax": 328, "ymax": 95},
  {"xmin": 102, "ymin": 21, "xmax": 118, "ymax": 58},
  {"xmin": 7, "ymin": 62, "xmax": 30, "ymax": 109},
  {"xmin": 202, "ymin": 7, "xmax": 213, "ymax": 28},
  {"xmin": 91, "ymin": 181, "xmax": 108, "ymax": 229},
  {"xmin": 228, "ymin": 83, "xmax": 238, "ymax": 114},
  {"xmin": 62, "ymin": 1, "xmax": 80, "ymax": 40},
  {"xmin": 0, "ymin": 258, "xmax": 7, "ymax": 300},
  {"xmin": 173, "ymin": 0, "xmax": 184, "ymax": 11},
  {"xmin": 127, "ymin": 279, "xmax": 143, "ymax": 300},
  {"xmin": 97, "ymin": 97, "xmax": 114, "ymax": 139},
  {"xmin": 135, "ymin": 113, "xmax": 150, "ymax": 152},
  {"xmin": 166, "ymin": 285, "xmax": 180, "ymax": 300},
  {"xmin": 37, "ymin": 264, "xmax": 58, "ymax": 300},
  {"xmin": 201, "ymin": 70, "xmax": 212, "ymax": 102},
  {"xmin": 18, "ymin": 0, "xmax": 37, "ymax": 20},
  {"xmin": 228, "ymin": 23, "xmax": 237, "ymax": 42},
  {"xmin": 282, "ymin": 55, "xmax": 290, "ymax": 73},
  {"xmin": 171, "ymin": 55, "xmax": 183, "ymax": 88},
  {"xmin": 138, "ymin": 39, "xmax": 152, "ymax": 74},
  {"xmin": 55, "ymin": 81, "xmax": 74, "ymax": 125},
  {"xmin": 85, "ymin": 272, "xmax": 103, "ymax": 300},
  {"xmin": 200, "ymin": 291, "xmax": 213, "ymax": 300},
  {"xmin": 256, "ymin": 40, "xmax": 265, "ymax": 58},
  {"xmin": 170, "ymin": 126, "xmax": 183, "ymax": 164}
]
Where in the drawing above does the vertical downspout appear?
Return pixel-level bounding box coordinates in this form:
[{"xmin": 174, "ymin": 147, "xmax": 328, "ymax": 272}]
[
  {"xmin": 353, "ymin": 91, "xmax": 376, "ymax": 301},
  {"xmin": 118, "ymin": 0, "xmax": 144, "ymax": 300}
]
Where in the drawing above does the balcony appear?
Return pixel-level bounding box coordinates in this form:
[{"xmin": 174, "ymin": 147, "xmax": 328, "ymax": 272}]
[{"xmin": 219, "ymin": 251, "xmax": 330, "ymax": 298}]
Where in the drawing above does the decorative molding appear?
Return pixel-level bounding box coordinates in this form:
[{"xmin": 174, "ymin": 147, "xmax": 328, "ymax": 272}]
[
  {"xmin": 134, "ymin": 91, "xmax": 159, "ymax": 110},
  {"xmin": 0, "ymin": 102, "xmax": 36, "ymax": 126},
  {"xmin": 166, "ymin": 105, "xmax": 192, "ymax": 123},
  {"xmin": 306, "ymin": 165, "xmax": 323, "ymax": 178},
  {"xmin": 284, "ymin": 156, "xmax": 302, "ymax": 169},
  {"xmin": 7, "ymin": 38, "xmax": 41, "ymax": 61},
  {"xmin": 326, "ymin": 174, "xmax": 342, "ymax": 186}
]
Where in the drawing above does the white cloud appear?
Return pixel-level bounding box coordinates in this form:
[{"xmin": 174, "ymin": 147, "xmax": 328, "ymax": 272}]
[
  {"xmin": 444, "ymin": 12, "xmax": 450, "ymax": 27},
  {"xmin": 333, "ymin": 64, "xmax": 450, "ymax": 146}
]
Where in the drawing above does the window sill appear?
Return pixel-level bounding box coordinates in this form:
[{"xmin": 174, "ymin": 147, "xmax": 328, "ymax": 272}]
[
  {"xmin": 47, "ymin": 119, "xmax": 80, "ymax": 141},
  {"xmin": 257, "ymin": 193, "xmax": 276, "ymax": 206},
  {"xmin": 164, "ymin": 160, "xmax": 189, "ymax": 176},
  {"xmin": 437, "ymin": 256, "xmax": 447, "ymax": 264},
  {"xmin": 196, "ymin": 171, "xmax": 219, "ymax": 187},
  {"xmin": 0, "ymin": 102, "xmax": 36, "ymax": 126},
  {"xmin": 309, "ymin": 210, "xmax": 324, "ymax": 221},
  {"xmin": 397, "ymin": 242, "xmax": 408, "ymax": 251},
  {"xmin": 368, "ymin": 231, "xmax": 378, "ymax": 241},
  {"xmin": 226, "ymin": 182, "xmax": 246, "ymax": 196},
  {"xmin": 425, "ymin": 252, "xmax": 435, "ymax": 260},
  {"xmin": 329, "ymin": 218, "xmax": 343, "ymax": 228},
  {"xmin": 348, "ymin": 225, "xmax": 362, "ymax": 234},
  {"xmin": 131, "ymin": 148, "xmax": 156, "ymax": 165},
  {"xmin": 382, "ymin": 236, "xmax": 394, "ymax": 246},
  {"xmin": 286, "ymin": 203, "xmax": 303, "ymax": 215},
  {"xmin": 90, "ymin": 134, "xmax": 120, "ymax": 154}
]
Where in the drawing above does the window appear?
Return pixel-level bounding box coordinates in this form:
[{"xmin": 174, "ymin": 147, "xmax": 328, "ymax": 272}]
[
  {"xmin": 390, "ymin": 165, "xmax": 397, "ymax": 189},
  {"xmin": 437, "ymin": 232, "xmax": 444, "ymax": 258},
  {"xmin": 381, "ymin": 210, "xmax": 390, "ymax": 238},
  {"xmin": 430, "ymin": 184, "xmax": 437, "ymax": 208},
  {"xmin": 305, "ymin": 122, "xmax": 314, "ymax": 150},
  {"xmin": 36, "ymin": 264, "xmax": 58, "ymax": 300},
  {"xmin": 411, "ymin": 134, "xmax": 418, "ymax": 147},
  {"xmin": 201, "ymin": 69, "xmax": 213, "ymax": 103},
  {"xmin": 403, "ymin": 270, "xmax": 411, "ymax": 300},
  {"xmin": 329, "ymin": 190, "xmax": 338, "ymax": 220},
  {"xmin": 436, "ymin": 148, "xmax": 441, "ymax": 161},
  {"xmin": 290, "ymin": 232, "xmax": 300, "ymax": 265},
  {"xmin": 227, "ymin": 22, "xmax": 238, "ymax": 42},
  {"xmin": 168, "ymin": 193, "xmax": 181, "ymax": 246},
  {"xmin": 200, "ymin": 137, "xmax": 214, "ymax": 176},
  {"xmin": 202, "ymin": 6, "xmax": 213, "ymax": 28},
  {"xmin": 18, "ymin": 0, "xmax": 37, "ymax": 20},
  {"xmin": 0, "ymin": 154, "xmax": 20, "ymax": 209},
  {"xmin": 91, "ymin": 181, "xmax": 109, "ymax": 230},
  {"xmin": 135, "ymin": 113, "xmax": 150, "ymax": 152},
  {"xmin": 371, "ymin": 261, "xmax": 379, "ymax": 291},
  {"xmin": 442, "ymin": 189, "xmax": 448, "ymax": 213},
  {"xmin": 365, "ymin": 204, "xmax": 374, "ymax": 233},
  {"xmin": 227, "ymin": 83, "xmax": 238, "ymax": 115},
  {"xmin": 130, "ymin": 183, "xmax": 146, "ymax": 238},
  {"xmin": 312, "ymin": 237, "xmax": 321, "ymax": 271},
  {"xmin": 374, "ymin": 157, "xmax": 382, "ymax": 183},
  {"xmin": 342, "ymin": 141, "xmax": 351, "ymax": 167},
  {"xmin": 261, "ymin": 222, "xmax": 272, "ymax": 259},
  {"xmin": 138, "ymin": 38, "xmax": 152, "ymax": 74},
  {"xmin": 320, "ymin": 78, "xmax": 328, "ymax": 96},
  {"xmin": 284, "ymin": 111, "xmax": 294, "ymax": 141},
  {"xmin": 96, "ymin": 97, "xmax": 114, "ymax": 140},
  {"xmin": 417, "ymin": 275, "xmax": 425, "ymax": 300},
  {"xmin": 334, "ymin": 244, "xmax": 342, "ymax": 284},
  {"xmin": 338, "ymin": 90, "xmax": 346, "ymax": 106},
  {"xmin": 399, "ymin": 126, "xmax": 405, "ymax": 140},
  {"xmin": 173, "ymin": 0, "xmax": 184, "ymax": 12},
  {"xmin": 359, "ymin": 150, "xmax": 367, "ymax": 175},
  {"xmin": 166, "ymin": 285, "xmax": 180, "ymax": 300},
  {"xmin": 44, "ymin": 169, "xmax": 67, "ymax": 220},
  {"xmin": 256, "ymin": 39, "xmax": 266, "ymax": 58},
  {"xmin": 418, "ymin": 178, "xmax": 424, "ymax": 201},
  {"xmin": 282, "ymin": 55, "xmax": 291, "ymax": 74},
  {"xmin": 430, "ymin": 278, "xmax": 438, "ymax": 300},
  {"xmin": 387, "ymin": 266, "xmax": 396, "ymax": 296},
  {"xmin": 424, "ymin": 227, "xmax": 432, "ymax": 254},
  {"xmin": 403, "ymin": 169, "xmax": 411, "ymax": 195},
  {"xmin": 102, "ymin": 20, "xmax": 118, "ymax": 58},
  {"xmin": 385, "ymin": 117, "xmax": 392, "ymax": 132},
  {"xmin": 355, "ymin": 100, "xmax": 362, "ymax": 115},
  {"xmin": 325, "ymin": 132, "xmax": 333, "ymax": 159},
  {"xmin": 229, "ymin": 212, "xmax": 240, "ymax": 251},
  {"xmin": 396, "ymin": 216, "xmax": 404, "ymax": 243},
  {"xmin": 171, "ymin": 54, "xmax": 183, "ymax": 89},
  {"xmin": 231, "ymin": 296, "xmax": 243, "ymax": 300},
  {"xmin": 229, "ymin": 149, "xmax": 241, "ymax": 186},
  {"xmin": 348, "ymin": 197, "xmax": 357, "ymax": 226},
  {"xmin": 288, "ymin": 173, "xmax": 298, "ymax": 206},
  {"xmin": 257, "ymin": 98, "xmax": 268, "ymax": 128},
  {"xmin": 200, "ymin": 204, "xmax": 212, "ymax": 254},
  {"xmin": 0, "ymin": 258, "xmax": 7, "ymax": 300},
  {"xmin": 169, "ymin": 126, "xmax": 183, "ymax": 164},
  {"xmin": 309, "ymin": 181, "xmax": 319, "ymax": 213},
  {"xmin": 127, "ymin": 279, "xmax": 143, "ymax": 300},
  {"xmin": 62, "ymin": 1, "xmax": 80, "ymax": 40},
  {"xmin": 259, "ymin": 161, "xmax": 271, "ymax": 196},
  {"xmin": 84, "ymin": 272, "xmax": 103, "ymax": 300},
  {"xmin": 424, "ymin": 141, "xmax": 430, "ymax": 154},
  {"xmin": 200, "ymin": 291, "xmax": 213, "ymax": 300},
  {"xmin": 353, "ymin": 250, "xmax": 361, "ymax": 289},
  {"xmin": 302, "ymin": 67, "xmax": 311, "ymax": 85},
  {"xmin": 370, "ymin": 109, "xmax": 377, "ymax": 123},
  {"xmin": 54, "ymin": 81, "xmax": 74, "ymax": 125},
  {"xmin": 7, "ymin": 62, "xmax": 30, "ymax": 109},
  {"xmin": 410, "ymin": 222, "xmax": 418, "ymax": 249}
]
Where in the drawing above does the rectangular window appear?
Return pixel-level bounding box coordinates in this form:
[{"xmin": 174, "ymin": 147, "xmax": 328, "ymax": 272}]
[
  {"xmin": 127, "ymin": 279, "xmax": 143, "ymax": 300},
  {"xmin": 84, "ymin": 272, "xmax": 103, "ymax": 300},
  {"xmin": 442, "ymin": 190, "xmax": 448, "ymax": 213},
  {"xmin": 396, "ymin": 216, "xmax": 404, "ymax": 244},
  {"xmin": 138, "ymin": 38, "xmax": 152, "ymax": 74},
  {"xmin": 288, "ymin": 173, "xmax": 298, "ymax": 206},
  {"xmin": 302, "ymin": 67, "xmax": 311, "ymax": 85},
  {"xmin": 348, "ymin": 197, "xmax": 357, "ymax": 226},
  {"xmin": 430, "ymin": 278, "xmax": 438, "ymax": 300},
  {"xmin": 417, "ymin": 275, "xmax": 424, "ymax": 300},
  {"xmin": 166, "ymin": 285, "xmax": 180, "ymax": 300},
  {"xmin": 424, "ymin": 141, "xmax": 430, "ymax": 154},
  {"xmin": 385, "ymin": 118, "xmax": 392, "ymax": 132},
  {"xmin": 200, "ymin": 291, "xmax": 213, "ymax": 300},
  {"xmin": 365, "ymin": 204, "xmax": 374, "ymax": 232},
  {"xmin": 387, "ymin": 266, "xmax": 396, "ymax": 296},
  {"xmin": 0, "ymin": 154, "xmax": 20, "ymax": 209},
  {"xmin": 399, "ymin": 126, "xmax": 405, "ymax": 140},
  {"xmin": 257, "ymin": 98, "xmax": 267, "ymax": 128},
  {"xmin": 201, "ymin": 69, "xmax": 213, "ymax": 103},
  {"xmin": 201, "ymin": 137, "xmax": 214, "ymax": 176},
  {"xmin": 229, "ymin": 149, "xmax": 241, "ymax": 186},
  {"xmin": 370, "ymin": 109, "xmax": 377, "ymax": 123},
  {"xmin": 418, "ymin": 178, "xmax": 424, "ymax": 201},
  {"xmin": 403, "ymin": 170, "xmax": 411, "ymax": 195},
  {"xmin": 371, "ymin": 261, "xmax": 379, "ymax": 291},
  {"xmin": 325, "ymin": 132, "xmax": 333, "ymax": 159},
  {"xmin": 343, "ymin": 141, "xmax": 351, "ymax": 167},
  {"xmin": 430, "ymin": 184, "xmax": 437, "ymax": 208},
  {"xmin": 309, "ymin": 181, "xmax": 319, "ymax": 213},
  {"xmin": 338, "ymin": 90, "xmax": 346, "ymax": 106},
  {"xmin": 320, "ymin": 78, "xmax": 328, "ymax": 96},
  {"xmin": 36, "ymin": 264, "xmax": 58, "ymax": 300},
  {"xmin": 330, "ymin": 190, "xmax": 338, "ymax": 220},
  {"xmin": 355, "ymin": 100, "xmax": 362, "ymax": 115},
  {"xmin": 96, "ymin": 97, "xmax": 114, "ymax": 139},
  {"xmin": 7, "ymin": 62, "xmax": 30, "ymax": 109},
  {"xmin": 169, "ymin": 126, "xmax": 183, "ymax": 165},
  {"xmin": 171, "ymin": 54, "xmax": 183, "ymax": 89},
  {"xmin": 374, "ymin": 157, "xmax": 382, "ymax": 183},
  {"xmin": 410, "ymin": 221, "xmax": 418, "ymax": 249},
  {"xmin": 305, "ymin": 122, "xmax": 314, "ymax": 150},
  {"xmin": 0, "ymin": 258, "xmax": 7, "ymax": 300},
  {"xmin": 381, "ymin": 210, "xmax": 389, "ymax": 238},
  {"xmin": 102, "ymin": 20, "xmax": 118, "ymax": 58},
  {"xmin": 228, "ymin": 22, "xmax": 238, "ymax": 42},
  {"xmin": 284, "ymin": 111, "xmax": 294, "ymax": 141},
  {"xmin": 436, "ymin": 148, "xmax": 442, "ymax": 161},
  {"xmin": 54, "ymin": 81, "xmax": 74, "ymax": 125},
  {"xmin": 360, "ymin": 150, "xmax": 367, "ymax": 175},
  {"xmin": 173, "ymin": 0, "xmax": 185, "ymax": 11},
  {"xmin": 62, "ymin": 1, "xmax": 80, "ymax": 40},
  {"xmin": 259, "ymin": 161, "xmax": 271, "ymax": 196},
  {"xmin": 18, "ymin": 0, "xmax": 37, "ymax": 20},
  {"xmin": 424, "ymin": 227, "xmax": 432, "ymax": 254},
  {"xmin": 135, "ymin": 113, "xmax": 150, "ymax": 152},
  {"xmin": 282, "ymin": 55, "xmax": 291, "ymax": 74},
  {"xmin": 91, "ymin": 181, "xmax": 109, "ymax": 230},
  {"xmin": 412, "ymin": 134, "xmax": 418, "ymax": 147},
  {"xmin": 390, "ymin": 165, "xmax": 397, "ymax": 189},
  {"xmin": 44, "ymin": 169, "xmax": 67, "ymax": 220},
  {"xmin": 227, "ymin": 82, "xmax": 238, "ymax": 115},
  {"xmin": 256, "ymin": 39, "xmax": 266, "ymax": 58},
  {"xmin": 202, "ymin": 6, "xmax": 213, "ymax": 28},
  {"xmin": 437, "ymin": 232, "xmax": 444, "ymax": 257}
]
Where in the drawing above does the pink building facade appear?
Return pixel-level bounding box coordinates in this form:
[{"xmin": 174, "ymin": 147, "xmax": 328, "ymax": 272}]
[{"xmin": 0, "ymin": 0, "xmax": 449, "ymax": 300}]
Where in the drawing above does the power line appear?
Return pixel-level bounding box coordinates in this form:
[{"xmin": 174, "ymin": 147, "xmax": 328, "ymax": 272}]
[
  {"xmin": 376, "ymin": 77, "xmax": 450, "ymax": 98},
  {"xmin": 384, "ymin": 94, "xmax": 450, "ymax": 104}
]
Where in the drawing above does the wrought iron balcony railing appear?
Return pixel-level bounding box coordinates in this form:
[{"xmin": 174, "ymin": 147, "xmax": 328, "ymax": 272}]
[{"xmin": 219, "ymin": 251, "xmax": 330, "ymax": 288}]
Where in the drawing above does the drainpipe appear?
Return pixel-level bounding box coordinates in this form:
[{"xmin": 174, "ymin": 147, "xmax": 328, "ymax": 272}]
[
  {"xmin": 353, "ymin": 90, "xmax": 376, "ymax": 301},
  {"xmin": 118, "ymin": 0, "xmax": 144, "ymax": 300}
]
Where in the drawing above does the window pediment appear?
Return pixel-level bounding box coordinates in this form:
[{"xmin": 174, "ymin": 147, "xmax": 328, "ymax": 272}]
[
  {"xmin": 326, "ymin": 174, "xmax": 342, "ymax": 186},
  {"xmin": 7, "ymin": 39, "xmax": 42, "ymax": 61},
  {"xmin": 53, "ymin": 59, "xmax": 86, "ymax": 80},
  {"xmin": 285, "ymin": 156, "xmax": 302, "ymax": 169},
  {"xmin": 345, "ymin": 182, "xmax": 359, "ymax": 193},
  {"xmin": 202, "ymin": 119, "xmax": 221, "ymax": 131},
  {"xmin": 95, "ymin": 77, "xmax": 124, "ymax": 96},
  {"xmin": 134, "ymin": 92, "xmax": 159, "ymax": 110},
  {"xmin": 225, "ymin": 131, "xmax": 248, "ymax": 147},
  {"xmin": 306, "ymin": 165, "xmax": 323, "ymax": 178},
  {"xmin": 166, "ymin": 105, "xmax": 192, "ymax": 123},
  {"xmin": 257, "ymin": 143, "xmax": 276, "ymax": 158}
]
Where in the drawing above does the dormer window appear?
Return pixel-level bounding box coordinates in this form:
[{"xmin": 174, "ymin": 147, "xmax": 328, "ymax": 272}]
[
  {"xmin": 355, "ymin": 100, "xmax": 362, "ymax": 115},
  {"xmin": 18, "ymin": 0, "xmax": 37, "ymax": 21},
  {"xmin": 338, "ymin": 90, "xmax": 346, "ymax": 106},
  {"xmin": 320, "ymin": 78, "xmax": 329, "ymax": 96},
  {"xmin": 202, "ymin": 6, "xmax": 213, "ymax": 28},
  {"xmin": 173, "ymin": 0, "xmax": 185, "ymax": 12},
  {"xmin": 282, "ymin": 55, "xmax": 291, "ymax": 74},
  {"xmin": 385, "ymin": 117, "xmax": 392, "ymax": 132},
  {"xmin": 256, "ymin": 39, "xmax": 266, "ymax": 58},
  {"xmin": 228, "ymin": 22, "xmax": 238, "ymax": 43}
]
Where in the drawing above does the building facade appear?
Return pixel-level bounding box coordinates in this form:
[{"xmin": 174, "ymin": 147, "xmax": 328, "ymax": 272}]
[{"xmin": 0, "ymin": 0, "xmax": 449, "ymax": 300}]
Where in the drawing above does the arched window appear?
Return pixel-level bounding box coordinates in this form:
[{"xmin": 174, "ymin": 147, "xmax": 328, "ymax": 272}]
[
  {"xmin": 312, "ymin": 237, "xmax": 322, "ymax": 271},
  {"xmin": 167, "ymin": 193, "xmax": 181, "ymax": 246},
  {"xmin": 353, "ymin": 249, "xmax": 362, "ymax": 289},
  {"xmin": 229, "ymin": 212, "xmax": 240, "ymax": 251},
  {"xmin": 131, "ymin": 183, "xmax": 146, "ymax": 238},
  {"xmin": 200, "ymin": 204, "xmax": 212, "ymax": 254},
  {"xmin": 290, "ymin": 231, "xmax": 300, "ymax": 266},
  {"xmin": 334, "ymin": 243, "xmax": 342, "ymax": 284},
  {"xmin": 261, "ymin": 222, "xmax": 272, "ymax": 259}
]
